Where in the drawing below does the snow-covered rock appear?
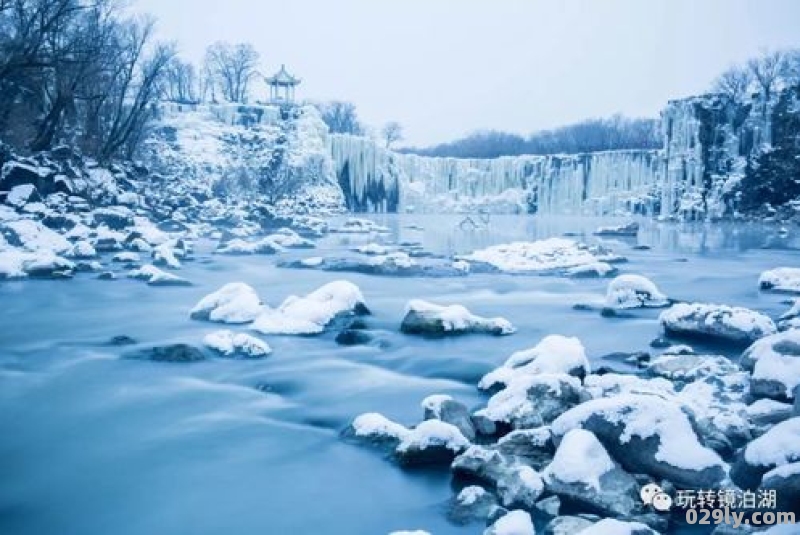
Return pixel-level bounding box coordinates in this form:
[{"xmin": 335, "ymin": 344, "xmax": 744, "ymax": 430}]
[
  {"xmin": 604, "ymin": 274, "xmax": 669, "ymax": 310},
  {"xmin": 460, "ymin": 238, "xmax": 622, "ymax": 275},
  {"xmin": 544, "ymin": 516, "xmax": 595, "ymax": 535},
  {"xmin": 496, "ymin": 428, "xmax": 555, "ymax": 469},
  {"xmin": 566, "ymin": 261, "xmax": 617, "ymax": 278},
  {"xmin": 759, "ymin": 267, "xmax": 800, "ymax": 294},
  {"xmin": 497, "ymin": 464, "xmax": 544, "ymax": 509},
  {"xmin": 355, "ymin": 242, "xmax": 391, "ymax": 255},
  {"xmin": 127, "ymin": 264, "xmax": 190, "ymax": 286},
  {"xmin": 346, "ymin": 412, "xmax": 409, "ymax": 449},
  {"xmin": 646, "ymin": 353, "xmax": 740, "ymax": 382},
  {"xmin": 594, "ymin": 222, "xmax": 639, "ymax": 237},
  {"xmin": 202, "ymin": 330, "xmax": 271, "ymax": 358},
  {"xmin": 480, "ymin": 335, "xmax": 590, "ymax": 391},
  {"xmin": 112, "ymin": 251, "xmax": 140, "ymax": 263},
  {"xmin": 731, "ymin": 417, "xmax": 800, "ymax": 489},
  {"xmin": 215, "ymin": 237, "xmax": 282, "ymax": 255},
  {"xmin": 66, "ymin": 240, "xmax": 97, "ymax": 259},
  {"xmin": 448, "ymin": 485, "xmax": 498, "ymax": 525},
  {"xmin": 152, "ymin": 241, "xmax": 182, "ymax": 269},
  {"xmin": 543, "ymin": 428, "xmax": 641, "ymax": 517},
  {"xmin": 473, "ymin": 374, "xmax": 583, "ymax": 433},
  {"xmin": 551, "ymin": 394, "xmax": 728, "ymax": 489},
  {"xmin": 190, "ymin": 283, "xmax": 263, "ymax": 324},
  {"xmin": 395, "ymin": 419, "xmax": 470, "ymax": 466},
  {"xmin": 451, "ymin": 445, "xmax": 514, "ymax": 486},
  {"xmin": 330, "ymin": 218, "xmax": 390, "ymax": 234},
  {"xmin": 5, "ymin": 184, "xmax": 38, "ymax": 207},
  {"xmin": 266, "ymin": 228, "xmax": 315, "ymax": 249},
  {"xmin": 252, "ymin": 280, "xmax": 368, "ymax": 335},
  {"xmin": 760, "ymin": 462, "xmax": 800, "ymax": 513},
  {"xmin": 659, "ymin": 302, "xmax": 777, "ymax": 345},
  {"xmin": 92, "ymin": 206, "xmax": 134, "ymax": 230},
  {"xmin": 2, "ymin": 219, "xmax": 70, "ymax": 253},
  {"xmin": 483, "ymin": 510, "xmax": 534, "ymax": 535},
  {"xmin": 741, "ymin": 330, "xmax": 800, "ymax": 401},
  {"xmin": 778, "ymin": 300, "xmax": 800, "ymax": 331},
  {"xmin": 746, "ymin": 399, "xmax": 795, "ymax": 430},
  {"xmin": 0, "ymin": 250, "xmax": 75, "ymax": 279},
  {"xmin": 400, "ymin": 299, "xmax": 515, "ymax": 337},
  {"xmin": 578, "ymin": 519, "xmax": 658, "ymax": 535},
  {"xmin": 421, "ymin": 394, "xmax": 476, "ymax": 441}
]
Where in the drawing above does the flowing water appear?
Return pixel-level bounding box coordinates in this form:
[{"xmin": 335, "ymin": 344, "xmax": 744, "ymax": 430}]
[{"xmin": 0, "ymin": 215, "xmax": 797, "ymax": 535}]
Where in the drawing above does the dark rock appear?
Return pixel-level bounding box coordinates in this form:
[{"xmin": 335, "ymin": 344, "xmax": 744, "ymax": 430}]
[
  {"xmin": 93, "ymin": 208, "xmax": 133, "ymax": 230},
  {"xmin": 760, "ymin": 463, "xmax": 800, "ymax": 513},
  {"xmin": 335, "ymin": 329, "xmax": 373, "ymax": 346},
  {"xmin": 423, "ymin": 396, "xmax": 476, "ymax": 441},
  {"xmin": 447, "ymin": 486, "xmax": 498, "ymax": 525},
  {"xmin": 107, "ymin": 335, "xmax": 136, "ymax": 346},
  {"xmin": 649, "ymin": 337, "xmax": 672, "ymax": 349},
  {"xmin": 124, "ymin": 343, "xmax": 206, "ymax": 363}
]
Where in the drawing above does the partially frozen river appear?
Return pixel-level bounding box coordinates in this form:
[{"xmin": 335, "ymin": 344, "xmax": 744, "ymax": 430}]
[{"xmin": 0, "ymin": 215, "xmax": 797, "ymax": 535}]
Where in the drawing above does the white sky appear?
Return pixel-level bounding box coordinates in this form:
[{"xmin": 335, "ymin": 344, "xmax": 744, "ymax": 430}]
[{"xmin": 132, "ymin": 0, "xmax": 800, "ymax": 146}]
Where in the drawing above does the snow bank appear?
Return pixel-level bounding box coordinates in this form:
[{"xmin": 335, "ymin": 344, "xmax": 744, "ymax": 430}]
[
  {"xmin": 460, "ymin": 238, "xmax": 621, "ymax": 274},
  {"xmin": 604, "ymin": 274, "xmax": 669, "ymax": 309},
  {"xmin": 252, "ymin": 280, "xmax": 367, "ymax": 335},
  {"xmin": 400, "ymin": 299, "xmax": 515, "ymax": 336},
  {"xmin": 190, "ymin": 283, "xmax": 263, "ymax": 323}
]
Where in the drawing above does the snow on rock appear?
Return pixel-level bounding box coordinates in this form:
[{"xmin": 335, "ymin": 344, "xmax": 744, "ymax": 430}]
[
  {"xmin": 659, "ymin": 302, "xmax": 777, "ymax": 345},
  {"xmin": 2, "ymin": 219, "xmax": 70, "ymax": 253},
  {"xmin": 0, "ymin": 250, "xmax": 75, "ymax": 279},
  {"xmin": 252, "ymin": 280, "xmax": 368, "ymax": 335},
  {"xmin": 395, "ymin": 419, "xmax": 470, "ymax": 466},
  {"xmin": 112, "ymin": 252, "xmax": 141, "ymax": 263},
  {"xmin": 760, "ymin": 461, "xmax": 800, "ymax": 513},
  {"xmin": 551, "ymin": 394, "xmax": 728, "ymax": 489},
  {"xmin": 202, "ymin": 330, "xmax": 271, "ymax": 358},
  {"xmin": 6, "ymin": 184, "xmax": 38, "ymax": 207},
  {"xmin": 497, "ymin": 464, "xmax": 545, "ymax": 509},
  {"xmin": 566, "ymin": 261, "xmax": 617, "ymax": 278},
  {"xmin": 593, "ymin": 222, "xmax": 640, "ymax": 237},
  {"xmin": 778, "ymin": 300, "xmax": 800, "ymax": 331},
  {"xmin": 578, "ymin": 519, "xmax": 658, "ymax": 535},
  {"xmin": 355, "ymin": 242, "xmax": 391, "ymax": 255},
  {"xmin": 67, "ymin": 240, "xmax": 97, "ymax": 259},
  {"xmin": 421, "ymin": 394, "xmax": 476, "ymax": 441},
  {"xmin": 604, "ymin": 274, "xmax": 669, "ymax": 309},
  {"xmin": 759, "ymin": 267, "xmax": 800, "ymax": 294},
  {"xmin": 190, "ymin": 282, "xmax": 263, "ymax": 324},
  {"xmin": 473, "ymin": 374, "xmax": 583, "ymax": 433},
  {"xmin": 732, "ymin": 417, "xmax": 800, "ymax": 489},
  {"xmin": 544, "ymin": 429, "xmax": 615, "ymax": 491},
  {"xmin": 127, "ymin": 264, "xmax": 190, "ymax": 286},
  {"xmin": 448, "ymin": 485, "xmax": 498, "ymax": 525},
  {"xmin": 152, "ymin": 241, "xmax": 183, "ymax": 269},
  {"xmin": 543, "ymin": 428, "xmax": 641, "ymax": 517},
  {"xmin": 400, "ymin": 299, "xmax": 515, "ymax": 337},
  {"xmin": 266, "ymin": 228, "xmax": 315, "ymax": 249},
  {"xmin": 742, "ymin": 329, "xmax": 800, "ymax": 400},
  {"xmin": 215, "ymin": 237, "xmax": 283, "ymax": 255},
  {"xmin": 347, "ymin": 412, "xmax": 410, "ymax": 448},
  {"xmin": 746, "ymin": 399, "xmax": 795, "ymax": 429},
  {"xmin": 483, "ymin": 510, "xmax": 534, "ymax": 535},
  {"xmin": 331, "ymin": 218, "xmax": 390, "ymax": 234},
  {"xmin": 583, "ymin": 373, "xmax": 676, "ymax": 400},
  {"xmin": 646, "ymin": 353, "xmax": 740, "ymax": 382},
  {"xmin": 479, "ymin": 335, "xmax": 590, "ymax": 391},
  {"xmin": 459, "ymin": 238, "xmax": 622, "ymax": 275}
]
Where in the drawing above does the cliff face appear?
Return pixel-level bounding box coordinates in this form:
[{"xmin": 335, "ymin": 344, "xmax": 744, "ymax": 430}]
[{"xmin": 331, "ymin": 86, "xmax": 799, "ymax": 218}]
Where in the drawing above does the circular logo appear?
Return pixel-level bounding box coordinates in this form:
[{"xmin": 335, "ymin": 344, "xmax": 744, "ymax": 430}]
[
  {"xmin": 652, "ymin": 492, "xmax": 673, "ymax": 512},
  {"xmin": 640, "ymin": 483, "xmax": 662, "ymax": 505}
]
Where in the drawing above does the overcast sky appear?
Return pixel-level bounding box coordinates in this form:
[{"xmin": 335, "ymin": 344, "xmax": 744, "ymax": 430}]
[{"xmin": 132, "ymin": 0, "xmax": 800, "ymax": 146}]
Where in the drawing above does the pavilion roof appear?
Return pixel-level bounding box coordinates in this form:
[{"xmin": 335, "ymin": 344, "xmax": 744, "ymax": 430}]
[{"xmin": 266, "ymin": 64, "xmax": 300, "ymax": 86}]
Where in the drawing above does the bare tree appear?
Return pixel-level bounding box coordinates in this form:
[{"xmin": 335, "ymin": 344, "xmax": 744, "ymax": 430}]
[
  {"xmin": 382, "ymin": 121, "xmax": 403, "ymax": 148},
  {"xmin": 748, "ymin": 50, "xmax": 787, "ymax": 103},
  {"xmin": 164, "ymin": 57, "xmax": 198, "ymax": 103},
  {"xmin": 203, "ymin": 41, "xmax": 259, "ymax": 103},
  {"xmin": 713, "ymin": 65, "xmax": 753, "ymax": 102},
  {"xmin": 316, "ymin": 100, "xmax": 363, "ymax": 134}
]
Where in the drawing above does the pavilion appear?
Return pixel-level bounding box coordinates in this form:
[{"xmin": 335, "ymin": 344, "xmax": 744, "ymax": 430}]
[{"xmin": 266, "ymin": 64, "xmax": 301, "ymax": 104}]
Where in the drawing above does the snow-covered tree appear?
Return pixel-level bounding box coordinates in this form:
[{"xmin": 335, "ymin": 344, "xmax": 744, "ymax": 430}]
[
  {"xmin": 203, "ymin": 42, "xmax": 260, "ymax": 103},
  {"xmin": 382, "ymin": 121, "xmax": 403, "ymax": 149}
]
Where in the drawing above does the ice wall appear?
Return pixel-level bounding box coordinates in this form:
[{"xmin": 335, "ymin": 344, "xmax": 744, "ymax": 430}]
[
  {"xmin": 330, "ymin": 91, "xmax": 780, "ymax": 218},
  {"xmin": 330, "ymin": 134, "xmax": 665, "ymax": 216}
]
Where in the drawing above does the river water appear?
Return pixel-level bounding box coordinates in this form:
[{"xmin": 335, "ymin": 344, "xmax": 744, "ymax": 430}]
[{"xmin": 0, "ymin": 215, "xmax": 797, "ymax": 535}]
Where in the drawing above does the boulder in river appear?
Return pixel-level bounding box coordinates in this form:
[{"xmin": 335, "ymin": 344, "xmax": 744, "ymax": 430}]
[{"xmin": 400, "ymin": 299, "xmax": 515, "ymax": 337}]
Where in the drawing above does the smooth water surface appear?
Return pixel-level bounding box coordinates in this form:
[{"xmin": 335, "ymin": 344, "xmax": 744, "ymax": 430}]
[{"xmin": 1, "ymin": 215, "xmax": 797, "ymax": 535}]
